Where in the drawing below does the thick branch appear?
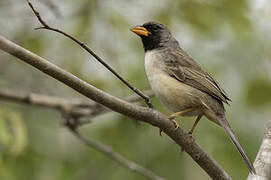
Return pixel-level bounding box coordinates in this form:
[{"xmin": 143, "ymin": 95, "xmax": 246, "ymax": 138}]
[
  {"xmin": 26, "ymin": 0, "xmax": 153, "ymax": 108},
  {"xmin": 247, "ymin": 121, "xmax": 271, "ymax": 180},
  {"xmin": 0, "ymin": 35, "xmax": 231, "ymax": 179}
]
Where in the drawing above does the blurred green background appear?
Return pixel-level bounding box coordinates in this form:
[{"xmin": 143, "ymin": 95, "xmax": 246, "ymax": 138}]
[{"xmin": 0, "ymin": 0, "xmax": 271, "ymax": 179}]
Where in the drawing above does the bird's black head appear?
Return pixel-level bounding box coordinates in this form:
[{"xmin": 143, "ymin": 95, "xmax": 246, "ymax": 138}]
[{"xmin": 131, "ymin": 21, "xmax": 178, "ymax": 51}]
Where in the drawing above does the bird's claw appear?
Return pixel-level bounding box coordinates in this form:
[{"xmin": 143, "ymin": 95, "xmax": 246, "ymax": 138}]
[
  {"xmin": 159, "ymin": 128, "xmax": 163, "ymax": 136},
  {"xmin": 172, "ymin": 120, "xmax": 179, "ymax": 130},
  {"xmin": 168, "ymin": 116, "xmax": 179, "ymax": 130}
]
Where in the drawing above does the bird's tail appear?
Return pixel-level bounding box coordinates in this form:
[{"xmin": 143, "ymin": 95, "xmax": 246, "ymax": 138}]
[{"xmin": 219, "ymin": 116, "xmax": 256, "ymax": 174}]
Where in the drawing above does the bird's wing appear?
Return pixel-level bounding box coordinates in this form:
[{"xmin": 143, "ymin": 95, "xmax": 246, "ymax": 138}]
[{"xmin": 163, "ymin": 48, "xmax": 231, "ymax": 104}]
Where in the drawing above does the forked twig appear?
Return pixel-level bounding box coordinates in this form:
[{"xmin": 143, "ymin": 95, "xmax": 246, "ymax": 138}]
[{"xmin": 26, "ymin": 0, "xmax": 153, "ymax": 108}]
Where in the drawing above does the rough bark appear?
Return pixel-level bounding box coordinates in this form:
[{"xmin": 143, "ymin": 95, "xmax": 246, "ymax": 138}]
[{"xmin": 247, "ymin": 121, "xmax": 271, "ymax": 180}]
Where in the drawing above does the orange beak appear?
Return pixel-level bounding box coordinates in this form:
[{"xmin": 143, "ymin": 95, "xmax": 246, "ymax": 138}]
[{"xmin": 130, "ymin": 26, "xmax": 151, "ymax": 36}]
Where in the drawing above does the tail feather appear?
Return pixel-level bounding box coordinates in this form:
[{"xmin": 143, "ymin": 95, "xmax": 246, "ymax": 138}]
[{"xmin": 219, "ymin": 117, "xmax": 256, "ymax": 174}]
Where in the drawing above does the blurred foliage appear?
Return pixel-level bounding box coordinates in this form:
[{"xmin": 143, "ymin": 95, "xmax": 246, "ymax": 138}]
[
  {"xmin": 0, "ymin": 0, "xmax": 271, "ymax": 179},
  {"xmin": 0, "ymin": 106, "xmax": 27, "ymax": 180},
  {"xmin": 246, "ymin": 76, "xmax": 271, "ymax": 107},
  {"xmin": 0, "ymin": 107, "xmax": 27, "ymax": 156},
  {"xmin": 179, "ymin": 0, "xmax": 252, "ymax": 33}
]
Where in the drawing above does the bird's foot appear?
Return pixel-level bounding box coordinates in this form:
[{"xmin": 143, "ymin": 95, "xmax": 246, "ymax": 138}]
[
  {"xmin": 159, "ymin": 128, "xmax": 163, "ymax": 136},
  {"xmin": 168, "ymin": 116, "xmax": 179, "ymax": 130},
  {"xmin": 188, "ymin": 130, "xmax": 195, "ymax": 140},
  {"xmin": 188, "ymin": 129, "xmax": 194, "ymax": 135},
  {"xmin": 172, "ymin": 119, "xmax": 179, "ymax": 130},
  {"xmin": 159, "ymin": 117, "xmax": 179, "ymax": 136}
]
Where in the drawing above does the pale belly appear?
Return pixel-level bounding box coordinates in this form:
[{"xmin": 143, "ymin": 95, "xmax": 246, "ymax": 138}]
[
  {"xmin": 145, "ymin": 50, "xmax": 202, "ymax": 116},
  {"xmin": 149, "ymin": 72, "xmax": 201, "ymax": 114}
]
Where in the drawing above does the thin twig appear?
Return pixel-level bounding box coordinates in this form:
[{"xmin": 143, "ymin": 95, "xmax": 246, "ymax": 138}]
[
  {"xmin": 247, "ymin": 121, "xmax": 271, "ymax": 180},
  {"xmin": 26, "ymin": 0, "xmax": 153, "ymax": 108},
  {"xmin": 68, "ymin": 125, "xmax": 165, "ymax": 180}
]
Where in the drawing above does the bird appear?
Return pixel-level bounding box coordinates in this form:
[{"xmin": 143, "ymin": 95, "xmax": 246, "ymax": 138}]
[{"xmin": 131, "ymin": 21, "xmax": 256, "ymax": 174}]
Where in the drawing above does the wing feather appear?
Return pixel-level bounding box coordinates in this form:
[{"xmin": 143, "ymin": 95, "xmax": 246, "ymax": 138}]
[{"xmin": 163, "ymin": 48, "xmax": 231, "ymax": 104}]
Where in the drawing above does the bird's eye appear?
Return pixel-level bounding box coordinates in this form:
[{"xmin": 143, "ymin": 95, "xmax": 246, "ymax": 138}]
[{"xmin": 152, "ymin": 26, "xmax": 159, "ymax": 32}]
